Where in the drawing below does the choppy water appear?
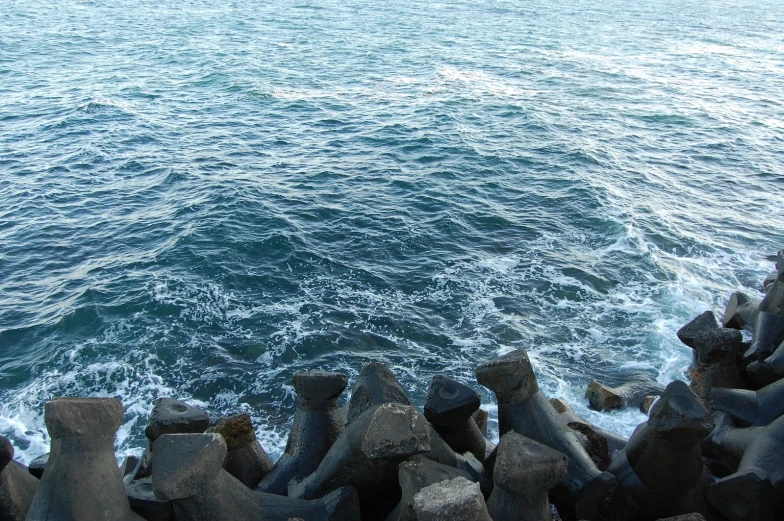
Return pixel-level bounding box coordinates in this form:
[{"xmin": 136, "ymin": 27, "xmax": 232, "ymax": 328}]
[{"xmin": 1, "ymin": 0, "xmax": 783, "ymax": 463}]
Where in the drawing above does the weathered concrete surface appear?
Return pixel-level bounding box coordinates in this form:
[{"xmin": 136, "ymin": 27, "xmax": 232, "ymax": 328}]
[
  {"xmin": 413, "ymin": 477, "xmax": 491, "ymax": 521},
  {"xmin": 212, "ymin": 413, "xmax": 273, "ymax": 488},
  {"xmin": 0, "ymin": 436, "xmax": 38, "ymax": 521}
]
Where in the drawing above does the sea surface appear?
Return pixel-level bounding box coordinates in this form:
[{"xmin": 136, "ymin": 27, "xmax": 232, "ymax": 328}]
[{"xmin": 1, "ymin": 0, "xmax": 783, "ymax": 463}]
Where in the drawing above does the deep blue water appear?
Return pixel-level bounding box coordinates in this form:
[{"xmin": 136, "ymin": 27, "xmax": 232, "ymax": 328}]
[{"xmin": 1, "ymin": 0, "xmax": 783, "ymax": 463}]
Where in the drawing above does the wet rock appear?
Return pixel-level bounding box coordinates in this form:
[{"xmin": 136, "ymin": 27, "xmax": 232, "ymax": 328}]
[
  {"xmin": 25, "ymin": 397, "xmax": 145, "ymax": 521},
  {"xmin": 413, "ymin": 477, "xmax": 491, "ymax": 521},
  {"xmin": 586, "ymin": 374, "xmax": 664, "ymax": 411},
  {"xmin": 722, "ymin": 292, "xmax": 759, "ymax": 331},
  {"xmin": 0, "ymin": 436, "xmax": 38, "ymax": 521},
  {"xmin": 132, "ymin": 397, "xmax": 210, "ymax": 481},
  {"xmin": 706, "ymin": 413, "xmax": 784, "ymax": 521},
  {"xmin": 345, "ymin": 362, "xmax": 412, "ymax": 425},
  {"xmin": 476, "ymin": 349, "xmax": 635, "ymax": 520},
  {"xmin": 386, "ymin": 455, "xmax": 472, "ymax": 521},
  {"xmin": 709, "ymin": 377, "xmax": 784, "ymax": 427},
  {"xmin": 641, "ymin": 395, "xmax": 659, "ymax": 414},
  {"xmin": 424, "ymin": 375, "xmax": 493, "ymax": 462},
  {"xmin": 550, "ymin": 398, "xmax": 627, "ymax": 471},
  {"xmin": 257, "ymin": 371, "xmax": 346, "ymax": 495},
  {"xmin": 678, "ymin": 311, "xmax": 720, "ymax": 349},
  {"xmin": 152, "ymin": 433, "xmax": 360, "ymax": 521},
  {"xmin": 607, "ymin": 381, "xmax": 714, "ymax": 520},
  {"xmin": 486, "ymin": 432, "xmax": 567, "ymax": 521},
  {"xmin": 212, "ymin": 413, "xmax": 273, "ymax": 488},
  {"xmin": 288, "ymin": 403, "xmax": 430, "ymax": 501},
  {"xmin": 743, "ymin": 312, "xmax": 784, "ymax": 362},
  {"xmin": 689, "ymin": 328, "xmax": 745, "ymax": 405},
  {"xmin": 27, "ymin": 453, "xmax": 47, "ymax": 480}
]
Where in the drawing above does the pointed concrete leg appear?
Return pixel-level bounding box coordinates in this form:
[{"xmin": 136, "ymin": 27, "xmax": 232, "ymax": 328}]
[
  {"xmin": 744, "ymin": 312, "xmax": 784, "ymax": 361},
  {"xmin": 689, "ymin": 328, "xmax": 745, "ymax": 405},
  {"xmin": 710, "ymin": 377, "xmax": 784, "ymax": 427},
  {"xmin": 213, "ymin": 413, "xmax": 273, "ymax": 488},
  {"xmin": 345, "ymin": 362, "xmax": 412, "ymax": 425},
  {"xmin": 722, "ymin": 292, "xmax": 758, "ymax": 330}
]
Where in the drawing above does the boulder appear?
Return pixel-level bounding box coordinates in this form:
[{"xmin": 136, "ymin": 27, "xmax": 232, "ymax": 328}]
[
  {"xmin": 413, "ymin": 477, "xmax": 491, "ymax": 521},
  {"xmin": 0, "ymin": 436, "xmax": 38, "ymax": 521},
  {"xmin": 212, "ymin": 413, "xmax": 273, "ymax": 488},
  {"xmin": 486, "ymin": 432, "xmax": 567, "ymax": 521},
  {"xmin": 586, "ymin": 374, "xmax": 664, "ymax": 411},
  {"xmin": 25, "ymin": 397, "xmax": 145, "ymax": 521},
  {"xmin": 257, "ymin": 371, "xmax": 346, "ymax": 495},
  {"xmin": 550, "ymin": 398, "xmax": 627, "ymax": 470}
]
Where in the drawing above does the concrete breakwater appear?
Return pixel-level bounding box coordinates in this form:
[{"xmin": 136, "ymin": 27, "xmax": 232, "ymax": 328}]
[{"xmin": 2, "ymin": 252, "xmax": 784, "ymax": 521}]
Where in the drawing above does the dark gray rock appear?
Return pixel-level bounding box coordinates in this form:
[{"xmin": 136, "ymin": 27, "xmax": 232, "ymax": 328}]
[
  {"xmin": 125, "ymin": 478, "xmax": 174, "ymax": 521},
  {"xmin": 413, "ymin": 477, "xmax": 491, "ymax": 521},
  {"xmin": 710, "ymin": 377, "xmax": 784, "ymax": 427},
  {"xmin": 25, "ymin": 397, "xmax": 145, "ymax": 521},
  {"xmin": 744, "ymin": 312, "xmax": 784, "ymax": 362},
  {"xmin": 607, "ymin": 381, "xmax": 714, "ymax": 520},
  {"xmin": 424, "ymin": 375, "xmax": 492, "ymax": 462},
  {"xmin": 288, "ymin": 403, "xmax": 430, "ymax": 501},
  {"xmin": 690, "ymin": 328, "xmax": 745, "ymax": 405},
  {"xmin": 550, "ymin": 398, "xmax": 627, "ymax": 471},
  {"xmin": 758, "ymin": 279, "xmax": 784, "ymax": 316},
  {"xmin": 763, "ymin": 270, "xmax": 778, "ymax": 291},
  {"xmin": 386, "ymin": 455, "xmax": 472, "ymax": 521},
  {"xmin": 212, "ymin": 413, "xmax": 273, "ymax": 488},
  {"xmin": 746, "ymin": 338, "xmax": 784, "ymax": 387},
  {"xmin": 486, "ymin": 432, "xmax": 567, "ymax": 521},
  {"xmin": 476, "ymin": 349, "xmax": 635, "ymax": 520},
  {"xmin": 586, "ymin": 374, "xmax": 664, "ymax": 411},
  {"xmin": 27, "ymin": 453, "xmax": 47, "ymax": 480},
  {"xmin": 121, "ymin": 455, "xmax": 140, "ymax": 480},
  {"xmin": 345, "ymin": 362, "xmax": 412, "ymax": 426},
  {"xmin": 722, "ymin": 292, "xmax": 759, "ymax": 331},
  {"xmin": 152, "ymin": 433, "xmax": 360, "ymax": 521},
  {"xmin": 257, "ymin": 371, "xmax": 346, "ymax": 495},
  {"xmin": 706, "ymin": 413, "xmax": 784, "ymax": 521},
  {"xmin": 702, "ymin": 412, "xmax": 762, "ymax": 473},
  {"xmin": 678, "ymin": 311, "xmax": 720, "ymax": 349},
  {"xmin": 0, "ymin": 436, "xmax": 38, "ymax": 521}
]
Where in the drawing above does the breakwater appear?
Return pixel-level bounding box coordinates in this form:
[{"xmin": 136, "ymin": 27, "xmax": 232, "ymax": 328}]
[{"xmin": 2, "ymin": 252, "xmax": 783, "ymax": 520}]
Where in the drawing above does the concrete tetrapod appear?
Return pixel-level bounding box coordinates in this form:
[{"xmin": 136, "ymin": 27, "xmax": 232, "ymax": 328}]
[
  {"xmin": 486, "ymin": 432, "xmax": 567, "ymax": 521},
  {"xmin": 212, "ymin": 413, "xmax": 273, "ymax": 488},
  {"xmin": 706, "ymin": 413, "xmax": 784, "ymax": 521},
  {"xmin": 25, "ymin": 397, "xmax": 145, "ymax": 521},
  {"xmin": 689, "ymin": 328, "xmax": 745, "ymax": 405},
  {"xmin": 746, "ymin": 339, "xmax": 784, "ymax": 388},
  {"xmin": 152, "ymin": 433, "xmax": 360, "ymax": 521},
  {"xmin": 743, "ymin": 311, "xmax": 784, "ymax": 362},
  {"xmin": 130, "ymin": 397, "xmax": 210, "ymax": 482},
  {"xmin": 677, "ymin": 311, "xmax": 720, "ymax": 378},
  {"xmin": 475, "ymin": 349, "xmax": 637, "ymax": 521},
  {"xmin": 709, "ymin": 377, "xmax": 784, "ymax": 427},
  {"xmin": 550, "ymin": 398, "xmax": 627, "ymax": 471},
  {"xmin": 758, "ymin": 279, "xmax": 784, "ymax": 316},
  {"xmin": 0, "ymin": 436, "xmax": 38, "ymax": 521},
  {"xmin": 423, "ymin": 375, "xmax": 493, "ymax": 462},
  {"xmin": 701, "ymin": 412, "xmax": 762, "ymax": 473},
  {"xmin": 384, "ymin": 455, "xmax": 472, "ymax": 521},
  {"xmin": 607, "ymin": 381, "xmax": 715, "ymax": 521},
  {"xmin": 413, "ymin": 477, "xmax": 491, "ymax": 521},
  {"xmin": 585, "ymin": 373, "xmax": 664, "ymax": 412},
  {"xmin": 257, "ymin": 371, "xmax": 347, "ymax": 495},
  {"xmin": 722, "ymin": 292, "xmax": 759, "ymax": 331},
  {"xmin": 287, "ymin": 403, "xmax": 430, "ymax": 505},
  {"xmin": 344, "ymin": 362, "xmax": 413, "ymax": 425}
]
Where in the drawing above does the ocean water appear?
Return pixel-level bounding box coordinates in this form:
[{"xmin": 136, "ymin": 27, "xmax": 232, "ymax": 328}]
[{"xmin": 1, "ymin": 0, "xmax": 783, "ymax": 464}]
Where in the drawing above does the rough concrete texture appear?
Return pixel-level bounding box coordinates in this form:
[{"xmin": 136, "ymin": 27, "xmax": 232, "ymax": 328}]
[
  {"xmin": 345, "ymin": 362, "xmax": 413, "ymax": 425},
  {"xmin": 125, "ymin": 477, "xmax": 175, "ymax": 521},
  {"xmin": 677, "ymin": 311, "xmax": 719, "ymax": 349},
  {"xmin": 709, "ymin": 377, "xmax": 784, "ymax": 427},
  {"xmin": 258, "ymin": 371, "xmax": 346, "ymax": 495},
  {"xmin": 145, "ymin": 398, "xmax": 210, "ymax": 442},
  {"xmin": 486, "ymin": 432, "xmax": 567, "ymax": 521},
  {"xmin": 0, "ymin": 436, "xmax": 38, "ymax": 521},
  {"xmin": 689, "ymin": 328, "xmax": 745, "ymax": 404},
  {"xmin": 744, "ymin": 312, "xmax": 784, "ymax": 361},
  {"xmin": 413, "ymin": 477, "xmax": 491, "ymax": 521},
  {"xmin": 387, "ymin": 455, "xmax": 472, "ymax": 521},
  {"xmin": 722, "ymin": 292, "xmax": 758, "ymax": 331},
  {"xmin": 212, "ymin": 413, "xmax": 273, "ymax": 488},
  {"xmin": 758, "ymin": 279, "xmax": 784, "ymax": 316},
  {"xmin": 25, "ymin": 397, "xmax": 145, "ymax": 521}
]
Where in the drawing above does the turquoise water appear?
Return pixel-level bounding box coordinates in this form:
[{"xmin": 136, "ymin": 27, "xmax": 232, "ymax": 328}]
[{"xmin": 1, "ymin": 0, "xmax": 783, "ymax": 463}]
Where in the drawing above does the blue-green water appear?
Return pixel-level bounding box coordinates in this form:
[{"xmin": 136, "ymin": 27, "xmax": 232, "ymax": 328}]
[{"xmin": 1, "ymin": 0, "xmax": 783, "ymax": 463}]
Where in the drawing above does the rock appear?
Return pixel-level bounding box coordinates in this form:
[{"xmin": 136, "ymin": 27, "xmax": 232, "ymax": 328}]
[
  {"xmin": 424, "ymin": 375, "xmax": 493, "ymax": 462},
  {"xmin": 152, "ymin": 433, "xmax": 360, "ymax": 521},
  {"xmin": 257, "ymin": 371, "xmax": 346, "ymax": 495},
  {"xmin": 288, "ymin": 403, "xmax": 430, "ymax": 501},
  {"xmin": 763, "ymin": 270, "xmax": 778, "ymax": 291},
  {"xmin": 0, "ymin": 436, "xmax": 38, "ymax": 521},
  {"xmin": 706, "ymin": 413, "xmax": 784, "ymax": 521},
  {"xmin": 471, "ymin": 409, "xmax": 489, "ymax": 438},
  {"xmin": 722, "ymin": 292, "xmax": 759, "ymax": 330},
  {"xmin": 132, "ymin": 397, "xmax": 210, "ymax": 481},
  {"xmin": 25, "ymin": 397, "xmax": 145, "ymax": 521},
  {"xmin": 709, "ymin": 377, "xmax": 784, "ymax": 427},
  {"xmin": 121, "ymin": 455, "xmax": 140, "ymax": 480},
  {"xmin": 641, "ymin": 395, "xmax": 659, "ymax": 414},
  {"xmin": 476, "ymin": 349, "xmax": 635, "ymax": 520},
  {"xmin": 586, "ymin": 374, "xmax": 664, "ymax": 411},
  {"xmin": 746, "ymin": 338, "xmax": 784, "ymax": 388},
  {"xmin": 212, "ymin": 413, "xmax": 273, "ymax": 488},
  {"xmin": 678, "ymin": 311, "xmax": 720, "ymax": 349},
  {"xmin": 345, "ymin": 362, "xmax": 412, "ymax": 425},
  {"xmin": 743, "ymin": 312, "xmax": 784, "ymax": 362},
  {"xmin": 27, "ymin": 453, "xmax": 47, "ymax": 480},
  {"xmin": 486, "ymin": 432, "xmax": 567, "ymax": 521},
  {"xmin": 689, "ymin": 328, "xmax": 745, "ymax": 405},
  {"xmin": 125, "ymin": 477, "xmax": 175, "ymax": 521},
  {"xmin": 419, "ymin": 427, "xmax": 489, "ymax": 496},
  {"xmin": 387, "ymin": 455, "xmax": 473, "ymax": 521},
  {"xmin": 607, "ymin": 381, "xmax": 714, "ymax": 520},
  {"xmin": 413, "ymin": 477, "xmax": 491, "ymax": 521},
  {"xmin": 758, "ymin": 279, "xmax": 784, "ymax": 316},
  {"xmin": 550, "ymin": 398, "xmax": 627, "ymax": 471}
]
